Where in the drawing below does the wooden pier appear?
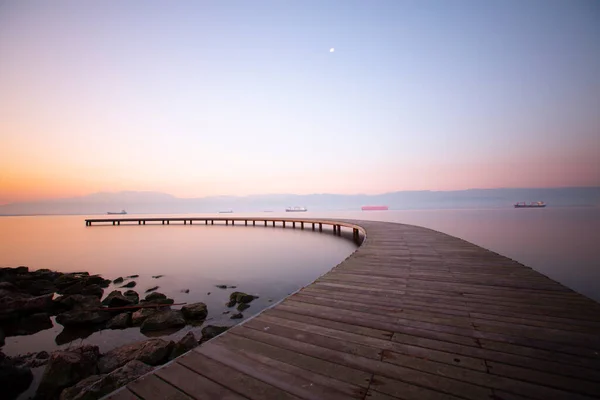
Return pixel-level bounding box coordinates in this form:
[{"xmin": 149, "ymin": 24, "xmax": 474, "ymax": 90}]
[{"xmin": 86, "ymin": 218, "xmax": 600, "ymax": 400}]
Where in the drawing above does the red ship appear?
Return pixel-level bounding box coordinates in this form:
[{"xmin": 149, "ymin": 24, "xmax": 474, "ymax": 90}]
[{"xmin": 361, "ymin": 205, "xmax": 389, "ymax": 211}]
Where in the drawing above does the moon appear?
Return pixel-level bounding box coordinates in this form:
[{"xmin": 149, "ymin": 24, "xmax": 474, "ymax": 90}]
[{"xmin": 329, "ymin": 48, "xmax": 335, "ymax": 53}]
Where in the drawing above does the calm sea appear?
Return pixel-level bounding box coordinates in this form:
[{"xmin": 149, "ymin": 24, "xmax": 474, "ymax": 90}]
[{"xmin": 0, "ymin": 208, "xmax": 599, "ymax": 397}]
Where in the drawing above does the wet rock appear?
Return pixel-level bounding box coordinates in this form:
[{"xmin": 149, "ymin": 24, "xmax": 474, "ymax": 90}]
[
  {"xmin": 215, "ymin": 284, "xmax": 227, "ymax": 289},
  {"xmin": 207, "ymin": 292, "xmax": 211, "ymax": 295},
  {"xmin": 140, "ymin": 310, "xmax": 185, "ymax": 333},
  {"xmin": 59, "ymin": 360, "xmax": 153, "ymax": 400},
  {"xmin": 230, "ymin": 313, "xmax": 243, "ymax": 319},
  {"xmin": 102, "ymin": 291, "xmax": 135, "ymax": 307},
  {"xmin": 37, "ymin": 351, "xmax": 50, "ymax": 360},
  {"xmin": 222, "ymin": 311, "xmax": 230, "ymax": 315},
  {"xmin": 0, "ymin": 293, "xmax": 55, "ymax": 320},
  {"xmin": 106, "ymin": 313, "xmax": 131, "ymax": 330},
  {"xmin": 56, "ymin": 310, "xmax": 111, "ymax": 327},
  {"xmin": 0, "ymin": 352, "xmax": 33, "ymax": 400},
  {"xmin": 36, "ymin": 345, "xmax": 100, "ymax": 400},
  {"xmin": 200, "ymin": 325, "xmax": 229, "ymax": 342},
  {"xmin": 236, "ymin": 303, "xmax": 250, "ymax": 312},
  {"xmin": 4, "ymin": 313, "xmax": 53, "ymax": 336},
  {"xmin": 131, "ymin": 308, "xmax": 158, "ymax": 326},
  {"xmin": 112, "ymin": 277, "xmax": 124, "ymax": 284},
  {"xmin": 120, "ymin": 281, "xmax": 136, "ymax": 288},
  {"xmin": 169, "ymin": 332, "xmax": 198, "ymax": 360},
  {"xmin": 152, "ymin": 275, "xmax": 163, "ymax": 279},
  {"xmin": 126, "ymin": 275, "xmax": 139, "ymax": 279},
  {"xmin": 56, "ymin": 294, "xmax": 102, "ymax": 311},
  {"xmin": 60, "ymin": 281, "xmax": 86, "ymax": 295},
  {"xmin": 81, "ymin": 284, "xmax": 104, "ymax": 298},
  {"xmin": 10, "ymin": 351, "xmax": 50, "ymax": 368},
  {"xmin": 181, "ymin": 289, "xmax": 190, "ymax": 293},
  {"xmin": 226, "ymin": 299, "xmax": 236, "ymax": 308},
  {"xmin": 55, "ymin": 327, "xmax": 97, "ymax": 346},
  {"xmin": 144, "ymin": 292, "xmax": 166, "ymax": 301},
  {"xmin": 19, "ymin": 279, "xmax": 56, "ymax": 296},
  {"xmin": 84, "ymin": 275, "xmax": 109, "ymax": 286},
  {"xmin": 181, "ymin": 302, "xmax": 207, "ymax": 321},
  {"xmin": 54, "ymin": 274, "xmax": 82, "ymax": 290},
  {"xmin": 144, "ymin": 286, "xmax": 159, "ymax": 293},
  {"xmin": 123, "ymin": 290, "xmax": 139, "ymax": 304},
  {"xmin": 98, "ymin": 339, "xmax": 173, "ymax": 374},
  {"xmin": 143, "ymin": 298, "xmax": 174, "ymax": 306},
  {"xmin": 230, "ymin": 292, "xmax": 257, "ymax": 304},
  {"xmin": 0, "ymin": 282, "xmax": 17, "ymax": 291}
]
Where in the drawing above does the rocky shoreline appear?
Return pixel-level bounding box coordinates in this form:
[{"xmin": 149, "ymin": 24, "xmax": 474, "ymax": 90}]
[{"xmin": 0, "ymin": 266, "xmax": 256, "ymax": 399}]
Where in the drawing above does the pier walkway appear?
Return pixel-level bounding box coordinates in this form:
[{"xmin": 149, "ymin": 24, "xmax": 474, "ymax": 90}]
[{"xmin": 85, "ymin": 217, "xmax": 600, "ymax": 400}]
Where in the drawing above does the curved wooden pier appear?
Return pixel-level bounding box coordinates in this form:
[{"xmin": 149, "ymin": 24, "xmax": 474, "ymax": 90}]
[{"xmin": 86, "ymin": 218, "xmax": 600, "ymax": 400}]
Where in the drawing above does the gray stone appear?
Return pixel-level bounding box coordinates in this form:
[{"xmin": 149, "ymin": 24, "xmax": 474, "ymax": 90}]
[
  {"xmin": 169, "ymin": 332, "xmax": 198, "ymax": 360},
  {"xmin": 106, "ymin": 313, "xmax": 131, "ymax": 329},
  {"xmin": 56, "ymin": 310, "xmax": 111, "ymax": 327},
  {"xmin": 126, "ymin": 275, "xmax": 139, "ymax": 278},
  {"xmin": 181, "ymin": 302, "xmax": 207, "ymax": 321},
  {"xmin": 131, "ymin": 308, "xmax": 158, "ymax": 326},
  {"xmin": 144, "ymin": 292, "xmax": 166, "ymax": 301},
  {"xmin": 229, "ymin": 291, "xmax": 257, "ymax": 304},
  {"xmin": 140, "ymin": 310, "xmax": 185, "ymax": 332},
  {"xmin": 102, "ymin": 291, "xmax": 134, "ymax": 307},
  {"xmin": 80, "ymin": 284, "xmax": 104, "ymax": 298},
  {"xmin": 120, "ymin": 281, "xmax": 136, "ymax": 288},
  {"xmin": 144, "ymin": 286, "xmax": 159, "ymax": 293},
  {"xmin": 59, "ymin": 360, "xmax": 153, "ymax": 400},
  {"xmin": 123, "ymin": 290, "xmax": 139, "ymax": 304},
  {"xmin": 230, "ymin": 313, "xmax": 243, "ymax": 319},
  {"xmin": 237, "ymin": 303, "xmax": 250, "ymax": 312},
  {"xmin": 215, "ymin": 284, "xmax": 227, "ymax": 289},
  {"xmin": 112, "ymin": 277, "xmax": 124, "ymax": 284},
  {"xmin": 152, "ymin": 275, "xmax": 164, "ymax": 279},
  {"xmin": 56, "ymin": 294, "xmax": 102, "ymax": 310},
  {"xmin": 200, "ymin": 325, "xmax": 229, "ymax": 342},
  {"xmin": 0, "ymin": 293, "xmax": 55, "ymax": 320},
  {"xmin": 36, "ymin": 345, "xmax": 100, "ymax": 400},
  {"xmin": 97, "ymin": 339, "xmax": 173, "ymax": 374}
]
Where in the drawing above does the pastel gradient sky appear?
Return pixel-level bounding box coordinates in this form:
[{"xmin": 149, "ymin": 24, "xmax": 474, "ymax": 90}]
[{"xmin": 1, "ymin": 0, "xmax": 599, "ymax": 204}]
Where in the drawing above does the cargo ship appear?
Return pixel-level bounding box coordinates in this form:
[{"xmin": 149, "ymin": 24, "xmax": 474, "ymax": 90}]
[
  {"xmin": 361, "ymin": 205, "xmax": 389, "ymax": 211},
  {"xmin": 107, "ymin": 210, "xmax": 127, "ymax": 215},
  {"xmin": 286, "ymin": 206, "xmax": 307, "ymax": 212},
  {"xmin": 514, "ymin": 202, "xmax": 546, "ymax": 208}
]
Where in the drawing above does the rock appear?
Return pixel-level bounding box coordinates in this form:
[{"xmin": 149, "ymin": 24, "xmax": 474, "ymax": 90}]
[
  {"xmin": 59, "ymin": 360, "xmax": 153, "ymax": 400},
  {"xmin": 207, "ymin": 292, "xmax": 210, "ymax": 295},
  {"xmin": 226, "ymin": 299, "xmax": 236, "ymax": 308},
  {"xmin": 123, "ymin": 290, "xmax": 139, "ymax": 304},
  {"xmin": 169, "ymin": 332, "xmax": 198, "ymax": 360},
  {"xmin": 56, "ymin": 294, "xmax": 102, "ymax": 310},
  {"xmin": 60, "ymin": 281, "xmax": 86, "ymax": 295},
  {"xmin": 112, "ymin": 277, "xmax": 124, "ymax": 284},
  {"xmin": 0, "ymin": 293, "xmax": 55, "ymax": 320},
  {"xmin": 120, "ymin": 281, "xmax": 136, "ymax": 288},
  {"xmin": 0, "ymin": 328, "xmax": 4, "ymax": 346},
  {"xmin": 142, "ymin": 298, "xmax": 174, "ymax": 306},
  {"xmin": 237, "ymin": 303, "xmax": 250, "ymax": 312},
  {"xmin": 0, "ymin": 353, "xmax": 33, "ymax": 400},
  {"xmin": 81, "ymin": 284, "xmax": 104, "ymax": 298},
  {"xmin": 131, "ymin": 308, "xmax": 158, "ymax": 326},
  {"xmin": 106, "ymin": 313, "xmax": 131, "ymax": 329},
  {"xmin": 83, "ymin": 275, "xmax": 108, "ymax": 286},
  {"xmin": 200, "ymin": 325, "xmax": 229, "ymax": 342},
  {"xmin": 229, "ymin": 285, "xmax": 237, "ymax": 289},
  {"xmin": 215, "ymin": 284, "xmax": 227, "ymax": 289},
  {"xmin": 20, "ymin": 279, "xmax": 56, "ymax": 296},
  {"xmin": 230, "ymin": 313, "xmax": 243, "ymax": 319},
  {"xmin": 126, "ymin": 275, "xmax": 139, "ymax": 278},
  {"xmin": 140, "ymin": 310, "xmax": 185, "ymax": 333},
  {"xmin": 55, "ymin": 326, "xmax": 97, "ymax": 346},
  {"xmin": 56, "ymin": 310, "xmax": 111, "ymax": 327},
  {"xmin": 181, "ymin": 289, "xmax": 190, "ymax": 293},
  {"xmin": 152, "ymin": 275, "xmax": 163, "ymax": 279},
  {"xmin": 144, "ymin": 292, "xmax": 166, "ymax": 301},
  {"xmin": 0, "ymin": 282, "xmax": 17, "ymax": 291},
  {"xmin": 10, "ymin": 351, "xmax": 50, "ymax": 368},
  {"xmin": 36, "ymin": 345, "xmax": 100, "ymax": 400},
  {"xmin": 98, "ymin": 339, "xmax": 173, "ymax": 374},
  {"xmin": 181, "ymin": 302, "xmax": 207, "ymax": 321},
  {"xmin": 5, "ymin": 313, "xmax": 53, "ymax": 336},
  {"xmin": 229, "ymin": 292, "xmax": 257, "ymax": 304},
  {"xmin": 222, "ymin": 311, "xmax": 230, "ymax": 314},
  {"xmin": 37, "ymin": 351, "xmax": 50, "ymax": 359},
  {"xmin": 102, "ymin": 291, "xmax": 135, "ymax": 307},
  {"xmin": 144, "ymin": 286, "xmax": 159, "ymax": 293},
  {"xmin": 54, "ymin": 274, "xmax": 83, "ymax": 290}
]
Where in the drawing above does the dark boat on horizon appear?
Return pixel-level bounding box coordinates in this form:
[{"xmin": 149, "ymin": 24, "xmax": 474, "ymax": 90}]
[
  {"xmin": 107, "ymin": 210, "xmax": 127, "ymax": 215},
  {"xmin": 514, "ymin": 202, "xmax": 546, "ymax": 208}
]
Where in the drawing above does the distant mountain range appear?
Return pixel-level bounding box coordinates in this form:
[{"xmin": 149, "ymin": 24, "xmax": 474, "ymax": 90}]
[{"xmin": 1, "ymin": 187, "xmax": 599, "ymax": 215}]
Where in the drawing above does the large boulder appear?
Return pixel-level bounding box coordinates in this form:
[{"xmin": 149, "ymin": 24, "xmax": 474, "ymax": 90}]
[
  {"xmin": 59, "ymin": 281, "xmax": 86, "ymax": 296},
  {"xmin": 106, "ymin": 313, "xmax": 131, "ymax": 330},
  {"xmin": 36, "ymin": 345, "xmax": 100, "ymax": 400},
  {"xmin": 83, "ymin": 275, "xmax": 109, "ymax": 286},
  {"xmin": 17, "ymin": 279, "xmax": 56, "ymax": 296},
  {"xmin": 59, "ymin": 360, "xmax": 153, "ymax": 400},
  {"xmin": 140, "ymin": 310, "xmax": 185, "ymax": 333},
  {"xmin": 4, "ymin": 313, "xmax": 53, "ymax": 336},
  {"xmin": 131, "ymin": 308, "xmax": 158, "ymax": 326},
  {"xmin": 144, "ymin": 292, "xmax": 166, "ymax": 301},
  {"xmin": 55, "ymin": 295, "xmax": 102, "ymax": 311},
  {"xmin": 56, "ymin": 310, "xmax": 111, "ymax": 327},
  {"xmin": 97, "ymin": 339, "xmax": 173, "ymax": 374},
  {"xmin": 181, "ymin": 302, "xmax": 207, "ymax": 321},
  {"xmin": 200, "ymin": 325, "xmax": 229, "ymax": 343},
  {"xmin": 0, "ymin": 352, "xmax": 33, "ymax": 400},
  {"xmin": 169, "ymin": 332, "xmax": 198, "ymax": 360},
  {"xmin": 80, "ymin": 284, "xmax": 104, "ymax": 298},
  {"xmin": 123, "ymin": 290, "xmax": 139, "ymax": 304},
  {"xmin": 0, "ymin": 293, "xmax": 55, "ymax": 320},
  {"xmin": 101, "ymin": 291, "xmax": 134, "ymax": 308}
]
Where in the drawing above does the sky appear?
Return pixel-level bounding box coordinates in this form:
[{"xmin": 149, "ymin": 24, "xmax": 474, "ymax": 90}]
[{"xmin": 1, "ymin": 0, "xmax": 599, "ymax": 204}]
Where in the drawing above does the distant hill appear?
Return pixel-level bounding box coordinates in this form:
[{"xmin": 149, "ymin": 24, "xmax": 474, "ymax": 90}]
[{"xmin": 0, "ymin": 187, "xmax": 598, "ymax": 216}]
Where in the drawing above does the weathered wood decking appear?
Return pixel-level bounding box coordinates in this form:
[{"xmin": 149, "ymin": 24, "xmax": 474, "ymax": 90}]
[{"xmin": 90, "ymin": 218, "xmax": 600, "ymax": 400}]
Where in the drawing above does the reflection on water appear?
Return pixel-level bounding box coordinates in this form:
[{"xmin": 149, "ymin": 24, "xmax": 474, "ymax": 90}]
[{"xmin": 0, "ymin": 215, "xmax": 358, "ymax": 358}]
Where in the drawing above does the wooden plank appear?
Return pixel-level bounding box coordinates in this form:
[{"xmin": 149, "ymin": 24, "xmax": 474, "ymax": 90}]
[
  {"xmin": 177, "ymin": 351, "xmax": 301, "ymax": 400},
  {"xmin": 370, "ymin": 375, "xmax": 463, "ymax": 400},
  {"xmin": 197, "ymin": 340, "xmax": 358, "ymax": 400},
  {"xmin": 128, "ymin": 374, "xmax": 193, "ymax": 400},
  {"xmin": 155, "ymin": 362, "xmax": 247, "ymax": 400},
  {"xmin": 103, "ymin": 388, "xmax": 142, "ymax": 400}
]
